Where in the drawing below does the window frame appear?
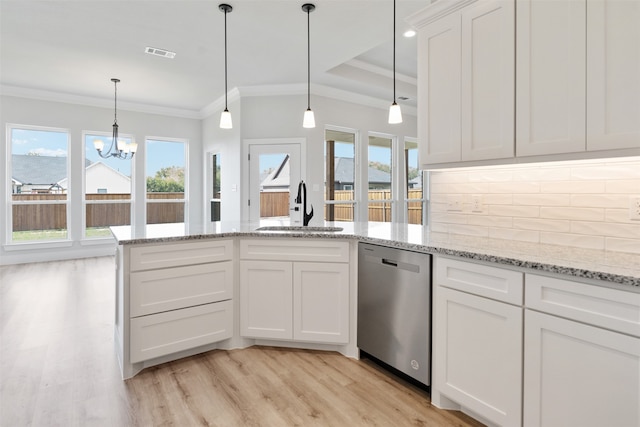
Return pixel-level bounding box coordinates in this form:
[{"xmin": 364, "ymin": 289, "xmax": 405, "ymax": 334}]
[
  {"xmin": 323, "ymin": 125, "xmax": 360, "ymax": 222},
  {"xmin": 82, "ymin": 130, "xmax": 136, "ymax": 240},
  {"xmin": 144, "ymin": 136, "xmax": 189, "ymax": 225},
  {"xmin": 6, "ymin": 124, "xmax": 71, "ymax": 246}
]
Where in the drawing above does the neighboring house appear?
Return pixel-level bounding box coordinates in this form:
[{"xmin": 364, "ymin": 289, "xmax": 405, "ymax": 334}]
[
  {"xmin": 11, "ymin": 154, "xmax": 129, "ymax": 194},
  {"xmin": 260, "ymin": 156, "xmax": 392, "ymax": 191}
]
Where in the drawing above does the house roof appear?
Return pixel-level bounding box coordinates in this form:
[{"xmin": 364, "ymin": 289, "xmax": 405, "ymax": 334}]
[
  {"xmin": 261, "ymin": 155, "xmax": 390, "ymax": 188},
  {"xmin": 12, "ymin": 154, "xmax": 91, "ymax": 185}
]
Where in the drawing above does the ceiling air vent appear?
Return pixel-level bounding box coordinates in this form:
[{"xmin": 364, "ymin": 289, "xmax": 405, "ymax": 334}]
[
  {"xmin": 145, "ymin": 47, "xmax": 176, "ymax": 59},
  {"xmin": 398, "ymin": 96, "xmax": 410, "ymax": 101}
]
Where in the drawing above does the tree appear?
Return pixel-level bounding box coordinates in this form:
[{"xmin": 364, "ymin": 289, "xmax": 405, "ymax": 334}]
[{"xmin": 146, "ymin": 166, "xmax": 185, "ymax": 192}]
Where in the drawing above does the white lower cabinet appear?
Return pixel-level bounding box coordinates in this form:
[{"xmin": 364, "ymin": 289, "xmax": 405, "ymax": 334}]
[
  {"xmin": 239, "ymin": 239, "xmax": 350, "ymax": 345},
  {"xmin": 433, "ymin": 257, "xmax": 640, "ymax": 427},
  {"xmin": 523, "ymin": 274, "xmax": 640, "ymax": 427},
  {"xmin": 433, "ymin": 257, "xmax": 523, "ymax": 427}
]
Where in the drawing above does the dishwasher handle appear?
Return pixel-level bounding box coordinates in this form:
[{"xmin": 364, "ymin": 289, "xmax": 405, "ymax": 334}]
[{"xmin": 382, "ymin": 258, "xmax": 398, "ymax": 267}]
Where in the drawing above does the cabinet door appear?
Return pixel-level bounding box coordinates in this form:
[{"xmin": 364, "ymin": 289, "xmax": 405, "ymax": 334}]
[
  {"xmin": 587, "ymin": 0, "xmax": 640, "ymax": 151},
  {"xmin": 524, "ymin": 310, "xmax": 640, "ymax": 427},
  {"xmin": 418, "ymin": 12, "xmax": 462, "ymax": 166},
  {"xmin": 461, "ymin": 0, "xmax": 514, "ymax": 161},
  {"xmin": 434, "ymin": 286, "xmax": 522, "ymax": 426},
  {"xmin": 239, "ymin": 260, "xmax": 293, "ymax": 340},
  {"xmin": 516, "ymin": 0, "xmax": 586, "ymax": 156},
  {"xmin": 293, "ymin": 262, "xmax": 349, "ymax": 344}
]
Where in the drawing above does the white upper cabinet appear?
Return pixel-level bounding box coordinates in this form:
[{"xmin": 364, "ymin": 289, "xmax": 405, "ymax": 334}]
[
  {"xmin": 587, "ymin": 0, "xmax": 640, "ymax": 151},
  {"xmin": 515, "ymin": 0, "xmax": 587, "ymax": 157},
  {"xmin": 414, "ymin": 0, "xmax": 514, "ymax": 167},
  {"xmin": 460, "ymin": 0, "xmax": 514, "ymax": 162},
  {"xmin": 417, "ymin": 13, "xmax": 462, "ymax": 165}
]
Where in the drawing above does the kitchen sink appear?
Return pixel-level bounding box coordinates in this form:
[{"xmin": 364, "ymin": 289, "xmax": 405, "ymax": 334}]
[{"xmin": 255, "ymin": 226, "xmax": 344, "ymax": 232}]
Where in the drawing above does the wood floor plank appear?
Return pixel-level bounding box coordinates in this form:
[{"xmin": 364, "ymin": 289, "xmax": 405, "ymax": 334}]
[{"xmin": 1, "ymin": 257, "xmax": 484, "ymax": 427}]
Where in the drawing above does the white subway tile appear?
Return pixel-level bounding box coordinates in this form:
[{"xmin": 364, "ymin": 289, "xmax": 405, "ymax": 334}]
[
  {"xmin": 467, "ymin": 170, "xmax": 513, "ymax": 182},
  {"xmin": 489, "ymin": 205, "xmax": 540, "ymax": 218},
  {"xmin": 540, "ymin": 207, "xmax": 605, "ymax": 221},
  {"xmin": 571, "ymin": 194, "xmax": 630, "ymax": 208},
  {"xmin": 513, "ymin": 193, "xmax": 570, "ymax": 206},
  {"xmin": 605, "ymin": 208, "xmax": 634, "ymax": 223},
  {"xmin": 513, "ymin": 218, "xmax": 571, "ymax": 232},
  {"xmin": 430, "ymin": 212, "xmax": 468, "ymax": 225},
  {"xmin": 512, "ymin": 168, "xmax": 570, "ymax": 182},
  {"xmin": 540, "ymin": 180, "xmax": 606, "ymax": 193},
  {"xmin": 605, "ymin": 237, "xmax": 640, "ymax": 254},
  {"xmin": 571, "ymin": 221, "xmax": 640, "ymax": 238},
  {"xmin": 489, "ymin": 228, "xmax": 540, "ymax": 243},
  {"xmin": 571, "ymin": 164, "xmax": 640, "ymax": 180},
  {"xmin": 446, "ymin": 182, "xmax": 490, "ymax": 194},
  {"xmin": 430, "ymin": 172, "xmax": 468, "ymax": 184},
  {"xmin": 484, "ymin": 194, "xmax": 513, "ymax": 205},
  {"xmin": 539, "ymin": 232, "xmax": 605, "ymax": 250},
  {"xmin": 447, "ymin": 224, "xmax": 489, "ymax": 237},
  {"xmin": 430, "ymin": 202, "xmax": 449, "ymax": 213},
  {"xmin": 467, "ymin": 215, "xmax": 513, "ymax": 227},
  {"xmin": 604, "ymin": 179, "xmax": 640, "ymax": 193},
  {"xmin": 488, "ymin": 181, "xmax": 540, "ymax": 193},
  {"xmin": 429, "ymin": 222, "xmax": 449, "ymax": 233}
]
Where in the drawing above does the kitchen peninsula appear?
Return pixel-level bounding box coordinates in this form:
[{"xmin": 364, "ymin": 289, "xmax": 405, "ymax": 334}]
[{"xmin": 111, "ymin": 221, "xmax": 640, "ymax": 427}]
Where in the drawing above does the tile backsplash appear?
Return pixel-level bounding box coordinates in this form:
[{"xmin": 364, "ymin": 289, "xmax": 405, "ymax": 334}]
[{"xmin": 429, "ymin": 157, "xmax": 640, "ymax": 254}]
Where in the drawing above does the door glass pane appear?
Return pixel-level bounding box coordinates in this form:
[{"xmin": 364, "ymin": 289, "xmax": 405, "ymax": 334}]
[
  {"xmin": 259, "ymin": 153, "xmax": 290, "ymax": 219},
  {"xmin": 146, "ymin": 139, "xmax": 186, "ymax": 224},
  {"xmin": 405, "ymin": 139, "xmax": 423, "ymax": 225},
  {"xmin": 324, "ymin": 129, "xmax": 355, "ymax": 221},
  {"xmin": 211, "ymin": 153, "xmax": 221, "ymax": 221},
  {"xmin": 368, "ymin": 135, "xmax": 392, "ymax": 222},
  {"xmin": 84, "ymin": 133, "xmax": 132, "ymax": 237},
  {"xmin": 10, "ymin": 127, "xmax": 69, "ymax": 241}
]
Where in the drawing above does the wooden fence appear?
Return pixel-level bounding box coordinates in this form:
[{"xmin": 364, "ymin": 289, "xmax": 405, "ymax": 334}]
[
  {"xmin": 260, "ymin": 189, "xmax": 424, "ymax": 224},
  {"xmin": 12, "ymin": 193, "xmax": 184, "ymax": 231}
]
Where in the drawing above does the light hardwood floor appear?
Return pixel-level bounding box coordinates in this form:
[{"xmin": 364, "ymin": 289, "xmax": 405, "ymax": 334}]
[{"xmin": 1, "ymin": 257, "xmax": 484, "ymax": 427}]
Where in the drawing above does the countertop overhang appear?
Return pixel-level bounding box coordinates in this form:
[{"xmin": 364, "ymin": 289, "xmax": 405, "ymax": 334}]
[{"xmin": 110, "ymin": 221, "xmax": 640, "ymax": 288}]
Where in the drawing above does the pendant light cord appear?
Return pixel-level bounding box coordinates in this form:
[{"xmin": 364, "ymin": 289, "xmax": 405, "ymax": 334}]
[
  {"xmin": 113, "ymin": 80, "xmax": 118, "ymax": 126},
  {"xmin": 306, "ymin": 6, "xmax": 311, "ymax": 110},
  {"xmin": 224, "ymin": 7, "xmax": 228, "ymax": 110},
  {"xmin": 393, "ymin": 0, "xmax": 396, "ymax": 103}
]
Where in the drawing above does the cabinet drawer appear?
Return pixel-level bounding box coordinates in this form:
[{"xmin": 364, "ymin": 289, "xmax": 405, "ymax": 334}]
[
  {"xmin": 130, "ymin": 239, "xmax": 233, "ymax": 271},
  {"xmin": 436, "ymin": 257, "xmax": 523, "ymax": 305},
  {"xmin": 130, "ymin": 261, "xmax": 233, "ymax": 317},
  {"xmin": 240, "ymin": 239, "xmax": 349, "ymax": 263},
  {"xmin": 525, "ymin": 274, "xmax": 640, "ymax": 337},
  {"xmin": 130, "ymin": 300, "xmax": 233, "ymax": 363}
]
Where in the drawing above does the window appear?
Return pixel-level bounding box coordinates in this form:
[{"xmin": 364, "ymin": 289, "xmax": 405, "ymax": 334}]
[
  {"xmin": 404, "ymin": 138, "xmax": 427, "ymax": 225},
  {"xmin": 211, "ymin": 153, "xmax": 221, "ymax": 221},
  {"xmin": 146, "ymin": 138, "xmax": 187, "ymax": 224},
  {"xmin": 368, "ymin": 134, "xmax": 393, "ymax": 222},
  {"xmin": 324, "ymin": 128, "xmax": 357, "ymax": 221},
  {"xmin": 8, "ymin": 125, "xmax": 70, "ymax": 242},
  {"xmin": 83, "ymin": 133, "xmax": 133, "ymax": 238}
]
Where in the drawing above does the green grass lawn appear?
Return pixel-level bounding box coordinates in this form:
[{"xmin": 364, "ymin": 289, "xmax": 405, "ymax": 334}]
[{"xmin": 12, "ymin": 227, "xmax": 113, "ymax": 241}]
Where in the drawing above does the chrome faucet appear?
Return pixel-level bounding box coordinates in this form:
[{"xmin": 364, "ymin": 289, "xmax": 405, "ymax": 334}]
[{"xmin": 295, "ymin": 180, "xmax": 313, "ymax": 226}]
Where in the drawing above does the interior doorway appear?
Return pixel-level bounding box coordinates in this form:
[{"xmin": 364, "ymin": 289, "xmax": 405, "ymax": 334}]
[{"xmin": 248, "ymin": 142, "xmax": 302, "ymax": 223}]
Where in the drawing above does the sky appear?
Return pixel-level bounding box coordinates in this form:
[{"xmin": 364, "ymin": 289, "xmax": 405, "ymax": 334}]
[{"xmin": 11, "ymin": 128, "xmax": 417, "ymax": 181}]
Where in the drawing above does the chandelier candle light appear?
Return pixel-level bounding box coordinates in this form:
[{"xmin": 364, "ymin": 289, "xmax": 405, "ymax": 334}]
[
  {"xmin": 219, "ymin": 3, "xmax": 233, "ymax": 129},
  {"xmin": 94, "ymin": 78, "xmax": 137, "ymax": 159},
  {"xmin": 302, "ymin": 3, "xmax": 316, "ymax": 128},
  {"xmin": 388, "ymin": 0, "xmax": 403, "ymax": 124}
]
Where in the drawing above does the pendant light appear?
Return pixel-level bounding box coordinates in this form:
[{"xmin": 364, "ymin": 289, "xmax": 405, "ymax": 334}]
[
  {"xmin": 388, "ymin": 0, "xmax": 403, "ymax": 124},
  {"xmin": 93, "ymin": 78, "xmax": 137, "ymax": 159},
  {"xmin": 302, "ymin": 3, "xmax": 316, "ymax": 128},
  {"xmin": 219, "ymin": 3, "xmax": 233, "ymax": 129}
]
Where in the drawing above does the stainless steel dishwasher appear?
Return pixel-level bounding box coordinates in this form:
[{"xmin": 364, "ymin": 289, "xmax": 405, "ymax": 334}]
[{"xmin": 357, "ymin": 242, "xmax": 431, "ymax": 386}]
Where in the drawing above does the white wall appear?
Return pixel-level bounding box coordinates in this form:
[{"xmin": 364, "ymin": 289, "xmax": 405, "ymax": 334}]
[
  {"xmin": 1, "ymin": 95, "xmax": 202, "ymax": 264},
  {"xmin": 429, "ymin": 157, "xmax": 640, "ymax": 254}
]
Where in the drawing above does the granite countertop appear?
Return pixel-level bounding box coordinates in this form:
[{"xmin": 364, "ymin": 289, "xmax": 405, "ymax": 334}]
[{"xmin": 110, "ymin": 220, "xmax": 640, "ymax": 288}]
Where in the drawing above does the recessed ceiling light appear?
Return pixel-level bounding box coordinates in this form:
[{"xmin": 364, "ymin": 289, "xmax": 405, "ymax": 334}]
[
  {"xmin": 145, "ymin": 46, "xmax": 176, "ymax": 59},
  {"xmin": 403, "ymin": 29, "xmax": 416, "ymax": 38}
]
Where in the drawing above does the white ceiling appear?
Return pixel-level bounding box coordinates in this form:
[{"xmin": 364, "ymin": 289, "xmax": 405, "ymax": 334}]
[{"xmin": 0, "ymin": 0, "xmax": 427, "ymax": 118}]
